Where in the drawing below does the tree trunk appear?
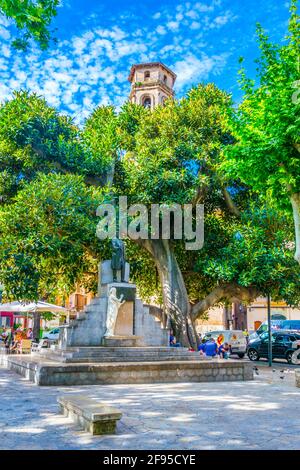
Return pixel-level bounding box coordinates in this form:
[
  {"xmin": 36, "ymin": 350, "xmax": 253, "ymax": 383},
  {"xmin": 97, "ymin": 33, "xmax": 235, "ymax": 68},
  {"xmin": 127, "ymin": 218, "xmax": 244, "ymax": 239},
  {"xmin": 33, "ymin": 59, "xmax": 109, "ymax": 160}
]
[
  {"xmin": 32, "ymin": 312, "xmax": 41, "ymax": 342},
  {"xmin": 142, "ymin": 239, "xmax": 196, "ymax": 348},
  {"xmin": 290, "ymin": 193, "xmax": 300, "ymax": 265}
]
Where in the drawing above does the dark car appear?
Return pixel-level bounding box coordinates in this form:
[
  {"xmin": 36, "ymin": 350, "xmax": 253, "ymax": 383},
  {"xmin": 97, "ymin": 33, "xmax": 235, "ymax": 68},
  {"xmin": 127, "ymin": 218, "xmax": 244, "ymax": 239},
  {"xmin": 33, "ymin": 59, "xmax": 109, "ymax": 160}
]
[{"xmin": 247, "ymin": 330, "xmax": 300, "ymax": 364}]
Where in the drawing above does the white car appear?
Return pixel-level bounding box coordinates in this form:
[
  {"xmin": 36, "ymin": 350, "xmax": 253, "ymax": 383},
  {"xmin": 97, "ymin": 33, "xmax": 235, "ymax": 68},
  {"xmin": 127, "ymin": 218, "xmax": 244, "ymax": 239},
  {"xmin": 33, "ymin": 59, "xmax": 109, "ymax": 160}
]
[
  {"xmin": 42, "ymin": 327, "xmax": 61, "ymax": 341},
  {"xmin": 203, "ymin": 330, "xmax": 247, "ymax": 358}
]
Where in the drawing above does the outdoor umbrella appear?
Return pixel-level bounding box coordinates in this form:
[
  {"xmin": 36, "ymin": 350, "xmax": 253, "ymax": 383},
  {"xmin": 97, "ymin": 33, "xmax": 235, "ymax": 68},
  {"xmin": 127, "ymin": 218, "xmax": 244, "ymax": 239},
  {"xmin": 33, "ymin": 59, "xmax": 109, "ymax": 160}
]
[
  {"xmin": 0, "ymin": 301, "xmax": 67, "ymax": 340},
  {"xmin": 0, "ymin": 300, "xmax": 67, "ymax": 313}
]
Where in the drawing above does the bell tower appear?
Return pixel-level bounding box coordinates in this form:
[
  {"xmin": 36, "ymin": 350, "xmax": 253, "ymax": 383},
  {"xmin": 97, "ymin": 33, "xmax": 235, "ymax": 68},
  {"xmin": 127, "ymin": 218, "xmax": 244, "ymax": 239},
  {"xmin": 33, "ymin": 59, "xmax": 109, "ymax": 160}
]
[{"xmin": 128, "ymin": 62, "xmax": 176, "ymax": 109}]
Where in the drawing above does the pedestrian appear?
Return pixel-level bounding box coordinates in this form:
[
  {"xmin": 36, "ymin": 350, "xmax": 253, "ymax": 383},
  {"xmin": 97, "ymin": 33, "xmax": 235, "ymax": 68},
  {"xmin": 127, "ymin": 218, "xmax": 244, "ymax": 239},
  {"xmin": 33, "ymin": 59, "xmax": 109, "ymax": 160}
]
[{"xmin": 243, "ymin": 329, "xmax": 249, "ymax": 345}]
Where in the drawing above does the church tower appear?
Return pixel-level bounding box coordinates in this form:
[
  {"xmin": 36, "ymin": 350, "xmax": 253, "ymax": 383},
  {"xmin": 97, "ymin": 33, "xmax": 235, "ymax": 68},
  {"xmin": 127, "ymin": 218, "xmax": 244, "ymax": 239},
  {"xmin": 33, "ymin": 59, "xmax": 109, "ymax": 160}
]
[{"xmin": 128, "ymin": 62, "xmax": 176, "ymax": 109}]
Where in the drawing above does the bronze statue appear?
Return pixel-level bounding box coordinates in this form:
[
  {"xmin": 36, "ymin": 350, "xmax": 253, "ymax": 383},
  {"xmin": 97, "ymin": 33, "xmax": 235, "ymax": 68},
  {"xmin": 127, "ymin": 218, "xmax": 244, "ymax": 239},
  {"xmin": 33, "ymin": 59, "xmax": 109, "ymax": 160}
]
[{"xmin": 111, "ymin": 238, "xmax": 126, "ymax": 282}]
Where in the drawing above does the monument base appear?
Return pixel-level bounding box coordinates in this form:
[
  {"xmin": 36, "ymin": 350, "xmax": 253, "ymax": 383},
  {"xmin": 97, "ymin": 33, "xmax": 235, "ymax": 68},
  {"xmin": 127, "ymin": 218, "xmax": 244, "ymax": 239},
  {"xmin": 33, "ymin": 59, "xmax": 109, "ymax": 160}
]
[
  {"xmin": 102, "ymin": 335, "xmax": 143, "ymax": 347},
  {"xmin": 4, "ymin": 354, "xmax": 254, "ymax": 386}
]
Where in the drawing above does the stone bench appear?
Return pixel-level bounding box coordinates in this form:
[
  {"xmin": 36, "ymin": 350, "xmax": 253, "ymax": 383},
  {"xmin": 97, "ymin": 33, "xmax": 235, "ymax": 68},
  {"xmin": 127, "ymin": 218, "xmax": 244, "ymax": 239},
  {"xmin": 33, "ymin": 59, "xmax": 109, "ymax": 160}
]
[{"xmin": 58, "ymin": 395, "xmax": 122, "ymax": 435}]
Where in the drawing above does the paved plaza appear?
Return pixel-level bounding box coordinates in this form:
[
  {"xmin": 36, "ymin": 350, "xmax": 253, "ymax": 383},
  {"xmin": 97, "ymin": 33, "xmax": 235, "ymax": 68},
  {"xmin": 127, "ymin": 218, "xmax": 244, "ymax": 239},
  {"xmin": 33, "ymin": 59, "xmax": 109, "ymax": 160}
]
[{"xmin": 1, "ymin": 364, "xmax": 300, "ymax": 450}]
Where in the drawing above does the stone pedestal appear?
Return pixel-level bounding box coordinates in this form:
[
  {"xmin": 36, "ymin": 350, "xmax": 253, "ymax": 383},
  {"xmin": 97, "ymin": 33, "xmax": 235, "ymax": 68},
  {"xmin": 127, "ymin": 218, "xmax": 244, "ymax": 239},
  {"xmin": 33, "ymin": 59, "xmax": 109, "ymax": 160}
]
[
  {"xmin": 103, "ymin": 335, "xmax": 143, "ymax": 347},
  {"xmin": 114, "ymin": 301, "xmax": 134, "ymax": 336}
]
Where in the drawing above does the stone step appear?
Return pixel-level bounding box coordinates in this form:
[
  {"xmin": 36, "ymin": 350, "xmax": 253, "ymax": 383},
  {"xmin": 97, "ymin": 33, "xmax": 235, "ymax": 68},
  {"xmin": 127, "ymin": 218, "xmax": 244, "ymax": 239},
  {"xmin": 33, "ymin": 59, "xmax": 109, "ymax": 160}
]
[
  {"xmin": 61, "ymin": 346, "xmax": 189, "ymax": 353},
  {"xmin": 38, "ymin": 346, "xmax": 201, "ymax": 364},
  {"xmin": 61, "ymin": 357, "xmax": 202, "ymax": 363},
  {"xmin": 69, "ymin": 348, "xmax": 197, "ymax": 356},
  {"xmin": 43, "ymin": 348, "xmax": 199, "ymax": 356},
  {"xmin": 64, "ymin": 354, "xmax": 200, "ymax": 361}
]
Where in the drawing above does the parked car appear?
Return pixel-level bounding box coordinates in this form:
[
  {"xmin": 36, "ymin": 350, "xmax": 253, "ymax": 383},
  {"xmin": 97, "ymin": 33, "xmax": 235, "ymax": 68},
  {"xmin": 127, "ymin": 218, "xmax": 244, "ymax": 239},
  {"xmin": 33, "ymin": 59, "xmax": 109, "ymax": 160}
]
[
  {"xmin": 203, "ymin": 330, "xmax": 247, "ymax": 358},
  {"xmin": 42, "ymin": 327, "xmax": 61, "ymax": 341},
  {"xmin": 249, "ymin": 320, "xmax": 300, "ymax": 341},
  {"xmin": 247, "ymin": 330, "xmax": 300, "ymax": 364}
]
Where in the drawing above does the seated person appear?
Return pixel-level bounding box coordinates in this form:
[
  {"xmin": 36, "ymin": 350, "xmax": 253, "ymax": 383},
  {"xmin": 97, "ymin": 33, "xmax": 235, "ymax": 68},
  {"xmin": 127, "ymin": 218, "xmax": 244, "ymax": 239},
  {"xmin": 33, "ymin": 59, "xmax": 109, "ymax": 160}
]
[
  {"xmin": 4, "ymin": 329, "xmax": 13, "ymax": 349},
  {"xmin": 10, "ymin": 330, "xmax": 22, "ymax": 353},
  {"xmin": 218, "ymin": 342, "xmax": 231, "ymax": 359},
  {"xmin": 169, "ymin": 332, "xmax": 181, "ymax": 348},
  {"xmin": 202, "ymin": 338, "xmax": 218, "ymax": 357},
  {"xmin": 217, "ymin": 334, "xmax": 224, "ymax": 347},
  {"xmin": 198, "ymin": 339, "xmax": 207, "ymax": 353},
  {"xmin": 26, "ymin": 328, "xmax": 33, "ymax": 340},
  {"xmin": 0, "ymin": 328, "xmax": 8, "ymax": 342}
]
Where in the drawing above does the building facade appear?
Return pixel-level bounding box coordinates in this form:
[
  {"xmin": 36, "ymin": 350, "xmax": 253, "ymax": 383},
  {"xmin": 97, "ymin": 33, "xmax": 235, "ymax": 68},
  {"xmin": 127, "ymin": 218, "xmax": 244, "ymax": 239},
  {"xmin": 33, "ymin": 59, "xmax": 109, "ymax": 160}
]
[{"xmin": 195, "ymin": 298, "xmax": 300, "ymax": 334}]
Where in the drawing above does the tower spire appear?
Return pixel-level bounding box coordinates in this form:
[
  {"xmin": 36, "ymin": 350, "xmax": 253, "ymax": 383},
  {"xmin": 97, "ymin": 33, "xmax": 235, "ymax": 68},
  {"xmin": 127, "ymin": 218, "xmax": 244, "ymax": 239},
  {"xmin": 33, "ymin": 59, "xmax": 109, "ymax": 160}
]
[{"xmin": 128, "ymin": 62, "xmax": 176, "ymax": 109}]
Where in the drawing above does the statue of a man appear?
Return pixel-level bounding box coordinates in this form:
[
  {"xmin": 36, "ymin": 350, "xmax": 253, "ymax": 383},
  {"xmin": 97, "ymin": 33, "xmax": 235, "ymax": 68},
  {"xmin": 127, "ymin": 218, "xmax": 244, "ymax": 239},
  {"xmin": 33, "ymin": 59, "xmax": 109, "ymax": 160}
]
[
  {"xmin": 111, "ymin": 238, "xmax": 126, "ymax": 282},
  {"xmin": 104, "ymin": 287, "xmax": 125, "ymax": 337}
]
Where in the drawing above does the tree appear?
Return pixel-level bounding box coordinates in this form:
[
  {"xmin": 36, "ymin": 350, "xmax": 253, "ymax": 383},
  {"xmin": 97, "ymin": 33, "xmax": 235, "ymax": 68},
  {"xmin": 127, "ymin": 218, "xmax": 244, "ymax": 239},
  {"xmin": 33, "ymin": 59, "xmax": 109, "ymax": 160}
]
[
  {"xmin": 0, "ymin": 90, "xmax": 117, "ymax": 203},
  {"xmin": 0, "ymin": 0, "xmax": 59, "ymax": 50},
  {"xmin": 222, "ymin": 1, "xmax": 300, "ymax": 264},
  {"xmin": 111, "ymin": 90, "xmax": 300, "ymax": 345},
  {"xmin": 0, "ymin": 92, "xmax": 117, "ymax": 333},
  {"xmin": 0, "ymin": 173, "xmax": 105, "ymax": 301},
  {"xmin": 1, "ymin": 89, "xmax": 299, "ymax": 348},
  {"xmin": 113, "ymin": 87, "xmax": 239, "ymax": 346}
]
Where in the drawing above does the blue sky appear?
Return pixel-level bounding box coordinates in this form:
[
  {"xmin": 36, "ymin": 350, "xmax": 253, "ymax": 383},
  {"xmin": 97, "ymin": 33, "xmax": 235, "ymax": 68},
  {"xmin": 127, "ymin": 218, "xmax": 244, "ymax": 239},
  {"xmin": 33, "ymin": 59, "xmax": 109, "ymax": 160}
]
[{"xmin": 0, "ymin": 0, "xmax": 292, "ymax": 123}]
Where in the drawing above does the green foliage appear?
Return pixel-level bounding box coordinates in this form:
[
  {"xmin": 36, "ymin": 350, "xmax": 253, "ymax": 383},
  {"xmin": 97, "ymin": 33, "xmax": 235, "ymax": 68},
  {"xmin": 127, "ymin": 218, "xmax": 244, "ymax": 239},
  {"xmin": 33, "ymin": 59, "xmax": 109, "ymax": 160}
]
[
  {"xmin": 125, "ymin": 241, "xmax": 161, "ymax": 304},
  {"xmin": 0, "ymin": 0, "xmax": 59, "ymax": 50},
  {"xmin": 197, "ymin": 207, "xmax": 300, "ymax": 306},
  {"xmin": 222, "ymin": 1, "xmax": 300, "ymax": 209},
  {"xmin": 82, "ymin": 105, "xmax": 119, "ymax": 177},
  {"xmin": 111, "ymin": 81, "xmax": 300, "ymax": 308},
  {"xmin": 118, "ymin": 84, "xmax": 231, "ymax": 206},
  {"xmin": 0, "ymin": 173, "xmax": 105, "ymax": 300},
  {"xmin": 0, "ymin": 44, "xmax": 299, "ymax": 311},
  {"xmin": 0, "ymin": 91, "xmax": 118, "ymax": 201}
]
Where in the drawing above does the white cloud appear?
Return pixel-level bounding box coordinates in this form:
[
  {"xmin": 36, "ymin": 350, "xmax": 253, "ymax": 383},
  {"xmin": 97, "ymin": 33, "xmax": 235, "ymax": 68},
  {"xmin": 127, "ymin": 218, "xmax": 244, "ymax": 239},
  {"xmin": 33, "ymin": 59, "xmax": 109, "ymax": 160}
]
[
  {"xmin": 0, "ymin": 0, "xmax": 237, "ymax": 122},
  {"xmin": 156, "ymin": 25, "xmax": 167, "ymax": 35},
  {"xmin": 207, "ymin": 11, "xmax": 238, "ymax": 29},
  {"xmin": 1, "ymin": 44, "xmax": 10, "ymax": 57},
  {"xmin": 167, "ymin": 21, "xmax": 180, "ymax": 31},
  {"xmin": 173, "ymin": 53, "xmax": 229, "ymax": 87},
  {"xmin": 152, "ymin": 12, "xmax": 161, "ymax": 19},
  {"xmin": 190, "ymin": 21, "xmax": 201, "ymax": 29},
  {"xmin": 194, "ymin": 2, "xmax": 215, "ymax": 12},
  {"xmin": 0, "ymin": 26, "xmax": 10, "ymax": 40}
]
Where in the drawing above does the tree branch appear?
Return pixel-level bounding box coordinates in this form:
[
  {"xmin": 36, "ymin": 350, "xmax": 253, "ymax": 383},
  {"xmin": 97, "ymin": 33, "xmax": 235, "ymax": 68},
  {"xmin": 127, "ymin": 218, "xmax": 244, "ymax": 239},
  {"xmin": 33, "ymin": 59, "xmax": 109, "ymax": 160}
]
[
  {"xmin": 293, "ymin": 143, "xmax": 300, "ymax": 154},
  {"xmin": 191, "ymin": 283, "xmax": 259, "ymax": 321},
  {"xmin": 222, "ymin": 187, "xmax": 241, "ymax": 217}
]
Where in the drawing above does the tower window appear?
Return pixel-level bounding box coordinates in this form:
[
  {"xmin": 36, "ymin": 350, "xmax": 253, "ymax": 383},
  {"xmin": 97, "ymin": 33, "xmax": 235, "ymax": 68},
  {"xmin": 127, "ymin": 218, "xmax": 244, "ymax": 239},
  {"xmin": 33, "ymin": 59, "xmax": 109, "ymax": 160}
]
[
  {"xmin": 142, "ymin": 96, "xmax": 152, "ymax": 108},
  {"xmin": 163, "ymin": 74, "xmax": 167, "ymax": 84},
  {"xmin": 144, "ymin": 71, "xmax": 150, "ymax": 80}
]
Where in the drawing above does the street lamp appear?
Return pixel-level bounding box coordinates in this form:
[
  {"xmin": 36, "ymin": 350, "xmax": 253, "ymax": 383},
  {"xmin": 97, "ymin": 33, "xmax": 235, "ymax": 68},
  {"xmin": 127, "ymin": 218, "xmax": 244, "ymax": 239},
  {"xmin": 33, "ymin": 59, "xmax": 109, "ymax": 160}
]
[{"xmin": 267, "ymin": 293, "xmax": 272, "ymax": 367}]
